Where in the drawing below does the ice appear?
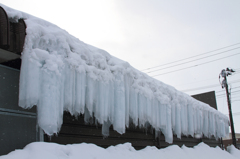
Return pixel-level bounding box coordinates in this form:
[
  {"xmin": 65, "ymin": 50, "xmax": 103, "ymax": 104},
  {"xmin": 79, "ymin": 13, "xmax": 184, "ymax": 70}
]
[
  {"xmin": 129, "ymin": 87, "xmax": 138, "ymax": 126},
  {"xmin": 74, "ymin": 71, "xmax": 86, "ymax": 115},
  {"xmin": 113, "ymin": 74, "xmax": 126, "ymax": 134},
  {"xmin": 0, "ymin": 4, "xmax": 230, "ymax": 143}
]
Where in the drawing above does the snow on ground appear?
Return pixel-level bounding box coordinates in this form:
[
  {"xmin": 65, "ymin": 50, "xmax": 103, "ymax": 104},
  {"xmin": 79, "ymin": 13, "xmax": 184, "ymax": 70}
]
[
  {"xmin": 1, "ymin": 3, "xmax": 229, "ymax": 143},
  {"xmin": 0, "ymin": 142, "xmax": 239, "ymax": 159}
]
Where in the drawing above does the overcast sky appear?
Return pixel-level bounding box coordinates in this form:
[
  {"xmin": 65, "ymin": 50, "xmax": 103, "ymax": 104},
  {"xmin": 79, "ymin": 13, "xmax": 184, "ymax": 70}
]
[{"xmin": 2, "ymin": 0, "xmax": 240, "ymax": 133}]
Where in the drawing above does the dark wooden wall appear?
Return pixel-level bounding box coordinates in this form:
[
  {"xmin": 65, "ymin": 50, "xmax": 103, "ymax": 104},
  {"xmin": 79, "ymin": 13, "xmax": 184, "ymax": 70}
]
[
  {"xmin": 0, "ymin": 7, "xmax": 25, "ymax": 70},
  {"xmin": 0, "ymin": 7, "xmax": 26, "ymax": 54},
  {"xmin": 45, "ymin": 112, "xmax": 222, "ymax": 150}
]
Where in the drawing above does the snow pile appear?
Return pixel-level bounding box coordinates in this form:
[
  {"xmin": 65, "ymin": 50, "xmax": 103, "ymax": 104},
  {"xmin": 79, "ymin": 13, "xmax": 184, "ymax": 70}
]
[
  {"xmin": 1, "ymin": 4, "xmax": 229, "ymax": 143},
  {"xmin": 0, "ymin": 142, "xmax": 239, "ymax": 159},
  {"xmin": 227, "ymin": 145, "xmax": 240, "ymax": 158}
]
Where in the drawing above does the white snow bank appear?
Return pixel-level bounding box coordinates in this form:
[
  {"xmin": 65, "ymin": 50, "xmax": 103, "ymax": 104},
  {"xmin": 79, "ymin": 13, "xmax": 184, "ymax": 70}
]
[
  {"xmin": 227, "ymin": 145, "xmax": 240, "ymax": 158},
  {"xmin": 1, "ymin": 4, "xmax": 229, "ymax": 143},
  {"xmin": 0, "ymin": 142, "xmax": 239, "ymax": 159}
]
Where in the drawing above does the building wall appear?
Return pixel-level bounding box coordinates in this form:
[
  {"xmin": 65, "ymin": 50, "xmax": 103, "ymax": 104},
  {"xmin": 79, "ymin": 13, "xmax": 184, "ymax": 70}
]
[
  {"xmin": 0, "ymin": 64, "xmax": 39, "ymax": 156},
  {"xmin": 45, "ymin": 112, "xmax": 222, "ymax": 150}
]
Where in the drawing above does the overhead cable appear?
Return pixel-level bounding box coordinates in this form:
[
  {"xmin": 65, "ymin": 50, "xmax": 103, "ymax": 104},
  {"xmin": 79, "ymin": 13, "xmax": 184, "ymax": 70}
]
[
  {"xmin": 147, "ymin": 47, "xmax": 240, "ymax": 74},
  {"xmin": 180, "ymin": 80, "xmax": 240, "ymax": 92},
  {"xmin": 152, "ymin": 52, "xmax": 240, "ymax": 77},
  {"xmin": 142, "ymin": 42, "xmax": 240, "ymax": 71}
]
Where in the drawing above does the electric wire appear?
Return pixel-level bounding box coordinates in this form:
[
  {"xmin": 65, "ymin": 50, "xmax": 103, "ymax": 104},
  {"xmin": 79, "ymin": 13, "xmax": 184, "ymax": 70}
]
[
  {"xmin": 174, "ymin": 77, "xmax": 216, "ymax": 87},
  {"xmin": 225, "ymin": 112, "xmax": 240, "ymax": 116},
  {"xmin": 174, "ymin": 72, "xmax": 240, "ymax": 89},
  {"xmin": 146, "ymin": 47, "xmax": 240, "ymax": 74},
  {"xmin": 180, "ymin": 80, "xmax": 240, "ymax": 92},
  {"xmin": 142, "ymin": 42, "xmax": 240, "ymax": 71},
  {"xmin": 216, "ymin": 90, "xmax": 240, "ymax": 97},
  {"xmin": 152, "ymin": 52, "xmax": 240, "ymax": 77},
  {"xmin": 216, "ymin": 86, "xmax": 240, "ymax": 93},
  {"xmin": 232, "ymin": 100, "xmax": 240, "ymax": 103}
]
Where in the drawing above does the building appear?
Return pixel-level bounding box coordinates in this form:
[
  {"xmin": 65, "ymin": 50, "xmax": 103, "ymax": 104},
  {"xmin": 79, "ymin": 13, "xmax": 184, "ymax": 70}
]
[
  {"xmin": 223, "ymin": 133, "xmax": 240, "ymax": 149},
  {"xmin": 0, "ymin": 4, "xmax": 229, "ymax": 155}
]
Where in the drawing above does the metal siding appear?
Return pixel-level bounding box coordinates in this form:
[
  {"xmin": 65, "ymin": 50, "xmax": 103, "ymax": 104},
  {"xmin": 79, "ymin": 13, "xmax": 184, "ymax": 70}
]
[
  {"xmin": 0, "ymin": 65, "xmax": 38, "ymax": 156},
  {"xmin": 0, "ymin": 114, "xmax": 36, "ymax": 156},
  {"xmin": 0, "ymin": 64, "xmax": 36, "ymax": 112}
]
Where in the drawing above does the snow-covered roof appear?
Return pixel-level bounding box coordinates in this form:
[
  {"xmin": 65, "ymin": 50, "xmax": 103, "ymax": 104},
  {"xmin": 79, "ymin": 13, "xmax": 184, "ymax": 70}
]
[{"xmin": 1, "ymin": 4, "xmax": 229, "ymax": 143}]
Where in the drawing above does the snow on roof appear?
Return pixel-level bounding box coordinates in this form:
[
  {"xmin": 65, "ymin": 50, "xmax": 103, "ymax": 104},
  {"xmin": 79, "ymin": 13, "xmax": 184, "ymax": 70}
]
[{"xmin": 1, "ymin": 4, "xmax": 229, "ymax": 143}]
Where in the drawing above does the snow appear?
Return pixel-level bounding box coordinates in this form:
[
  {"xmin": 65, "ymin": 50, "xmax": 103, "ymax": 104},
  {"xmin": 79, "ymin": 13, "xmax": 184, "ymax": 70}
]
[
  {"xmin": 1, "ymin": 4, "xmax": 229, "ymax": 143},
  {"xmin": 0, "ymin": 142, "xmax": 239, "ymax": 159},
  {"xmin": 227, "ymin": 145, "xmax": 240, "ymax": 158}
]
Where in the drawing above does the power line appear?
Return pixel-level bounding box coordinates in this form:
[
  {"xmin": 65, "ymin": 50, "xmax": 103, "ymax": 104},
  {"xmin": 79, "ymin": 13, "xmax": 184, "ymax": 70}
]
[
  {"xmin": 181, "ymin": 84, "xmax": 220, "ymax": 92},
  {"xmin": 142, "ymin": 42, "xmax": 240, "ymax": 71},
  {"xmin": 216, "ymin": 90, "xmax": 240, "ymax": 97},
  {"xmin": 217, "ymin": 94, "xmax": 240, "ymax": 99},
  {"xmin": 174, "ymin": 72, "xmax": 240, "ymax": 89},
  {"xmin": 232, "ymin": 100, "xmax": 240, "ymax": 103},
  {"xmin": 216, "ymin": 86, "xmax": 240, "ymax": 93},
  {"xmin": 174, "ymin": 77, "xmax": 216, "ymax": 87},
  {"xmin": 146, "ymin": 47, "xmax": 240, "ymax": 74},
  {"xmin": 225, "ymin": 112, "xmax": 240, "ymax": 116},
  {"xmin": 181, "ymin": 80, "xmax": 240, "ymax": 92},
  {"xmin": 152, "ymin": 52, "xmax": 240, "ymax": 77}
]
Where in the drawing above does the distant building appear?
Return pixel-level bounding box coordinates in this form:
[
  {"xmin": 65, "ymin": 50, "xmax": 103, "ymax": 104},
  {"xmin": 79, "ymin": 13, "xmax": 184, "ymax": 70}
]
[
  {"xmin": 223, "ymin": 133, "xmax": 240, "ymax": 149},
  {"xmin": 192, "ymin": 91, "xmax": 218, "ymax": 110}
]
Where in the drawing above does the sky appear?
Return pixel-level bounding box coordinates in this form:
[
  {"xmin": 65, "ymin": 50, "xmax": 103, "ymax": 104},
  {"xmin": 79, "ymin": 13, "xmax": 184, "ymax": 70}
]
[{"xmin": 1, "ymin": 0, "xmax": 240, "ymax": 133}]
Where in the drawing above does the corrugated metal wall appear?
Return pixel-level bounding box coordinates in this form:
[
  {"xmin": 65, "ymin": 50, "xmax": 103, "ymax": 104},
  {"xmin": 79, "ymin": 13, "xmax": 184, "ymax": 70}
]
[{"xmin": 0, "ymin": 64, "xmax": 39, "ymax": 156}]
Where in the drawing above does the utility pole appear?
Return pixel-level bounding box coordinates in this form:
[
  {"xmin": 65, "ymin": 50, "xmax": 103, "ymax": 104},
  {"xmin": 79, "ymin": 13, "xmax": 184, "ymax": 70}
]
[{"xmin": 219, "ymin": 68, "xmax": 236, "ymax": 147}]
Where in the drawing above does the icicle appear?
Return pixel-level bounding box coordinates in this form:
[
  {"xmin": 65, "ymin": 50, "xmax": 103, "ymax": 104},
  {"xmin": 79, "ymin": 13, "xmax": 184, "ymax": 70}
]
[
  {"xmin": 102, "ymin": 120, "xmax": 111, "ymax": 137},
  {"xmin": 171, "ymin": 101, "xmax": 176, "ymax": 133},
  {"xmin": 19, "ymin": 50, "xmax": 40, "ymax": 108},
  {"xmin": 187, "ymin": 103, "xmax": 194, "ymax": 137},
  {"xmin": 193, "ymin": 107, "xmax": 197, "ymax": 134},
  {"xmin": 203, "ymin": 109, "xmax": 209, "ymax": 137},
  {"xmin": 129, "ymin": 88, "xmax": 138, "ymax": 126},
  {"xmin": 113, "ymin": 74, "xmax": 125, "ymax": 134},
  {"xmin": 138, "ymin": 93, "xmax": 147, "ymax": 127},
  {"xmin": 181, "ymin": 104, "xmax": 188, "ymax": 136},
  {"xmin": 175, "ymin": 103, "xmax": 181, "ymax": 138},
  {"xmin": 95, "ymin": 81, "xmax": 109, "ymax": 124},
  {"xmin": 146, "ymin": 98, "xmax": 152, "ymax": 126},
  {"xmin": 108, "ymin": 80, "xmax": 114, "ymax": 123},
  {"xmin": 74, "ymin": 71, "xmax": 86, "ymax": 115},
  {"xmin": 124, "ymin": 75, "xmax": 131, "ymax": 128},
  {"xmin": 160, "ymin": 103, "xmax": 167, "ymax": 129},
  {"xmin": 156, "ymin": 101, "xmax": 161, "ymax": 130},
  {"xmin": 161, "ymin": 104, "xmax": 173, "ymax": 143},
  {"xmin": 64, "ymin": 66, "xmax": 75, "ymax": 114},
  {"xmin": 151, "ymin": 98, "xmax": 158, "ymax": 129},
  {"xmin": 85, "ymin": 74, "xmax": 96, "ymax": 115},
  {"xmin": 38, "ymin": 69, "xmax": 64, "ymax": 135}
]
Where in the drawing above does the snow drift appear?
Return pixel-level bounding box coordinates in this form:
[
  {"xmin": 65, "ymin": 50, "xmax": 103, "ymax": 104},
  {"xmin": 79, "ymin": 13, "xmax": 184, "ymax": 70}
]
[
  {"xmin": 0, "ymin": 142, "xmax": 239, "ymax": 159},
  {"xmin": 1, "ymin": 4, "xmax": 229, "ymax": 143}
]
